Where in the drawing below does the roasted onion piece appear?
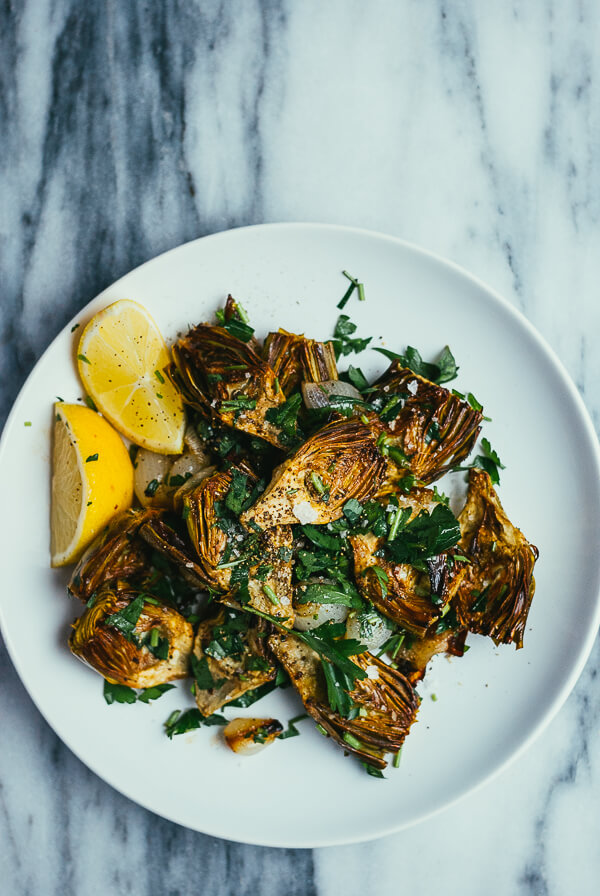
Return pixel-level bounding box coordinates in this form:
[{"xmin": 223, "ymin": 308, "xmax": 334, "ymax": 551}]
[
  {"xmin": 69, "ymin": 587, "xmax": 193, "ymax": 687},
  {"xmin": 269, "ymin": 631, "xmax": 418, "ymax": 770},
  {"xmin": 455, "ymin": 468, "xmax": 538, "ymax": 648},
  {"xmin": 192, "ymin": 608, "xmax": 275, "ymax": 716},
  {"xmin": 170, "ymin": 321, "xmax": 285, "ymax": 446},
  {"xmin": 223, "ymin": 717, "xmax": 283, "ymax": 754},
  {"xmin": 241, "ymin": 415, "xmax": 386, "ymax": 529},
  {"xmin": 371, "ymin": 362, "xmax": 482, "ymax": 483}
]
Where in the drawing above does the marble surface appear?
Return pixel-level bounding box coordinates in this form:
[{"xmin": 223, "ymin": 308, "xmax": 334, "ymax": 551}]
[{"xmin": 1, "ymin": 0, "xmax": 599, "ymax": 892}]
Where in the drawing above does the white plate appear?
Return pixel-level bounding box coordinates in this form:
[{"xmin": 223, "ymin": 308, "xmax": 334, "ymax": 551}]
[{"xmin": 1, "ymin": 223, "xmax": 599, "ymax": 847}]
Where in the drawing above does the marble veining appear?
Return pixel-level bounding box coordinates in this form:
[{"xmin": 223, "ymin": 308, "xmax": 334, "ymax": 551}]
[{"xmin": 1, "ymin": 1, "xmax": 599, "ymax": 893}]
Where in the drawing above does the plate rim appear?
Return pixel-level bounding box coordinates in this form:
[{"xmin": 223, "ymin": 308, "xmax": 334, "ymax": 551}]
[{"xmin": 1, "ymin": 221, "xmax": 600, "ymax": 847}]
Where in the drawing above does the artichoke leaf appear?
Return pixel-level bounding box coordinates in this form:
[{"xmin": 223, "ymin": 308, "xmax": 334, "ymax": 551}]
[
  {"xmin": 455, "ymin": 468, "xmax": 538, "ymax": 648},
  {"xmin": 192, "ymin": 608, "xmax": 275, "ymax": 716},
  {"xmin": 372, "ymin": 362, "xmax": 483, "ymax": 483},
  {"xmin": 241, "ymin": 415, "xmax": 386, "ymax": 530},
  {"xmin": 69, "ymin": 588, "xmax": 193, "ymax": 688},
  {"xmin": 269, "ymin": 631, "xmax": 418, "ymax": 770}
]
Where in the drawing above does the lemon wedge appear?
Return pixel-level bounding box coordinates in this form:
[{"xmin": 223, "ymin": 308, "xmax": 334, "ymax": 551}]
[
  {"xmin": 77, "ymin": 299, "xmax": 185, "ymax": 454},
  {"xmin": 51, "ymin": 403, "xmax": 134, "ymax": 567}
]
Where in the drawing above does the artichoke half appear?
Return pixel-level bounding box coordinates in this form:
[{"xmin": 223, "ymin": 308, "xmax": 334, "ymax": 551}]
[
  {"xmin": 350, "ymin": 487, "xmax": 466, "ymax": 637},
  {"xmin": 241, "ymin": 415, "xmax": 386, "ymax": 529},
  {"xmin": 69, "ymin": 588, "xmax": 193, "ymax": 688},
  {"xmin": 371, "ymin": 361, "xmax": 483, "ymax": 483},
  {"xmin": 192, "ymin": 607, "xmax": 275, "ymax": 716},
  {"xmin": 269, "ymin": 631, "xmax": 418, "ymax": 770},
  {"xmin": 170, "ymin": 322, "xmax": 285, "ymax": 446},
  {"xmin": 455, "ymin": 468, "xmax": 538, "ymax": 647}
]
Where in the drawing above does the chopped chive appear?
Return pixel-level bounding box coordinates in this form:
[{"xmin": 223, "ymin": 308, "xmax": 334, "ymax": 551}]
[
  {"xmin": 84, "ymin": 395, "xmax": 97, "ymax": 411},
  {"xmin": 388, "ymin": 506, "xmax": 404, "ymax": 541},
  {"xmin": 357, "ymin": 281, "xmax": 366, "ymax": 302},
  {"xmin": 154, "ymin": 369, "xmax": 165, "ymax": 384},
  {"xmin": 87, "ymin": 501, "xmax": 92, "ymax": 507},
  {"xmin": 71, "ymin": 323, "xmax": 80, "ymax": 332},
  {"xmin": 156, "ymin": 392, "xmax": 163, "ymax": 399},
  {"xmin": 85, "ymin": 453, "xmax": 99, "ymax": 463},
  {"xmin": 316, "ymin": 724, "xmax": 329, "ymax": 737},
  {"xmin": 393, "ymin": 748, "xmax": 402, "ymax": 768},
  {"xmin": 56, "ymin": 396, "xmax": 64, "ymax": 402},
  {"xmin": 24, "ymin": 421, "xmax": 32, "ymax": 427},
  {"xmin": 262, "ymin": 584, "xmax": 280, "ymax": 606},
  {"xmin": 78, "ymin": 354, "xmax": 91, "ymax": 365},
  {"xmin": 431, "ymin": 693, "xmax": 438, "ymax": 702},
  {"xmin": 342, "ymin": 732, "xmax": 364, "ymax": 750},
  {"xmin": 150, "ymin": 628, "xmax": 160, "ymax": 648}
]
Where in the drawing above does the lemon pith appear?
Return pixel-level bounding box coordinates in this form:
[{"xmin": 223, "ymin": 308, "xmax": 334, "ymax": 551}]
[
  {"xmin": 51, "ymin": 403, "xmax": 134, "ymax": 567},
  {"xmin": 77, "ymin": 299, "xmax": 185, "ymax": 454}
]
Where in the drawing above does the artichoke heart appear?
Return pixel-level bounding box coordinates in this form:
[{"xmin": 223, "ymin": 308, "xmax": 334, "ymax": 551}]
[
  {"xmin": 372, "ymin": 362, "xmax": 483, "ymax": 483},
  {"xmin": 68, "ymin": 509, "xmax": 154, "ymax": 603},
  {"xmin": 455, "ymin": 468, "xmax": 538, "ymax": 648},
  {"xmin": 241, "ymin": 416, "xmax": 386, "ymax": 529},
  {"xmin": 350, "ymin": 488, "xmax": 466, "ymax": 637},
  {"xmin": 269, "ymin": 632, "xmax": 418, "ymax": 770},
  {"xmin": 69, "ymin": 588, "xmax": 193, "ymax": 688},
  {"xmin": 170, "ymin": 321, "xmax": 285, "ymax": 446},
  {"xmin": 192, "ymin": 608, "xmax": 275, "ymax": 716}
]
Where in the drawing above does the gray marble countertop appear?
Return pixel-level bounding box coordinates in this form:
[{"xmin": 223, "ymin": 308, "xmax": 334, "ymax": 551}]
[{"xmin": 1, "ymin": 1, "xmax": 599, "ymax": 893}]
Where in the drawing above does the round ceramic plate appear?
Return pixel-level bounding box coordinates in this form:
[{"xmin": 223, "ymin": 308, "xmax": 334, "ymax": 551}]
[{"xmin": 1, "ymin": 224, "xmax": 599, "ymax": 847}]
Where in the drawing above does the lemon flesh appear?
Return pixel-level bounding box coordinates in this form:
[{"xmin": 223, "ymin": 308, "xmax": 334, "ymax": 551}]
[
  {"xmin": 77, "ymin": 299, "xmax": 185, "ymax": 454},
  {"xmin": 51, "ymin": 404, "xmax": 134, "ymax": 567}
]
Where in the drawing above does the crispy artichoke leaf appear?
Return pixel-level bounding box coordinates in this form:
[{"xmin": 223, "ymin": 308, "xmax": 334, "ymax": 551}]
[
  {"xmin": 372, "ymin": 362, "xmax": 483, "ymax": 483},
  {"xmin": 455, "ymin": 469, "xmax": 538, "ymax": 648},
  {"xmin": 138, "ymin": 514, "xmax": 206, "ymax": 590},
  {"xmin": 241, "ymin": 415, "xmax": 386, "ymax": 529},
  {"xmin": 263, "ymin": 330, "xmax": 339, "ymax": 396},
  {"xmin": 68, "ymin": 509, "xmax": 154, "ymax": 602},
  {"xmin": 301, "ymin": 339, "xmax": 339, "ymax": 384},
  {"xmin": 350, "ymin": 488, "xmax": 466, "ymax": 637},
  {"xmin": 69, "ymin": 588, "xmax": 193, "ymax": 688},
  {"xmin": 192, "ymin": 608, "xmax": 275, "ymax": 716},
  {"xmin": 170, "ymin": 322, "xmax": 285, "ymax": 446},
  {"xmin": 269, "ymin": 631, "xmax": 418, "ymax": 770},
  {"xmin": 392, "ymin": 620, "xmax": 468, "ymax": 685},
  {"xmin": 263, "ymin": 329, "xmax": 306, "ymax": 396}
]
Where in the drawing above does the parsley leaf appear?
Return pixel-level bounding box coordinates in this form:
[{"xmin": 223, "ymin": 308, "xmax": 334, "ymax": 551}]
[
  {"xmin": 137, "ymin": 683, "xmax": 175, "ymax": 703},
  {"xmin": 277, "ymin": 713, "xmax": 308, "ymax": 739},
  {"xmin": 103, "ymin": 680, "xmax": 137, "ymax": 705},
  {"xmin": 104, "ymin": 595, "xmax": 146, "ymax": 644},
  {"xmin": 191, "ymin": 654, "xmax": 226, "ymax": 691},
  {"xmin": 471, "ymin": 437, "xmax": 505, "ymax": 485},
  {"xmin": 164, "ymin": 709, "xmax": 226, "ymax": 739},
  {"xmin": 386, "ymin": 504, "xmax": 461, "ymax": 565},
  {"xmin": 374, "ymin": 344, "xmax": 458, "ymax": 385},
  {"xmin": 331, "ymin": 315, "xmax": 372, "ymax": 359}
]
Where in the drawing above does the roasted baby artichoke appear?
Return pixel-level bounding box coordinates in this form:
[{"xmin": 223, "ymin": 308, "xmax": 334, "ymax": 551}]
[
  {"xmin": 170, "ymin": 321, "xmax": 285, "ymax": 446},
  {"xmin": 455, "ymin": 468, "xmax": 538, "ymax": 647},
  {"xmin": 371, "ymin": 362, "xmax": 483, "ymax": 482},
  {"xmin": 191, "ymin": 608, "xmax": 275, "ymax": 716},
  {"xmin": 68, "ymin": 509, "xmax": 154, "ymax": 602},
  {"xmin": 241, "ymin": 415, "xmax": 386, "ymax": 529},
  {"xmin": 69, "ymin": 588, "xmax": 193, "ymax": 687},
  {"xmin": 350, "ymin": 488, "xmax": 465, "ymax": 637},
  {"xmin": 269, "ymin": 631, "xmax": 418, "ymax": 770}
]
